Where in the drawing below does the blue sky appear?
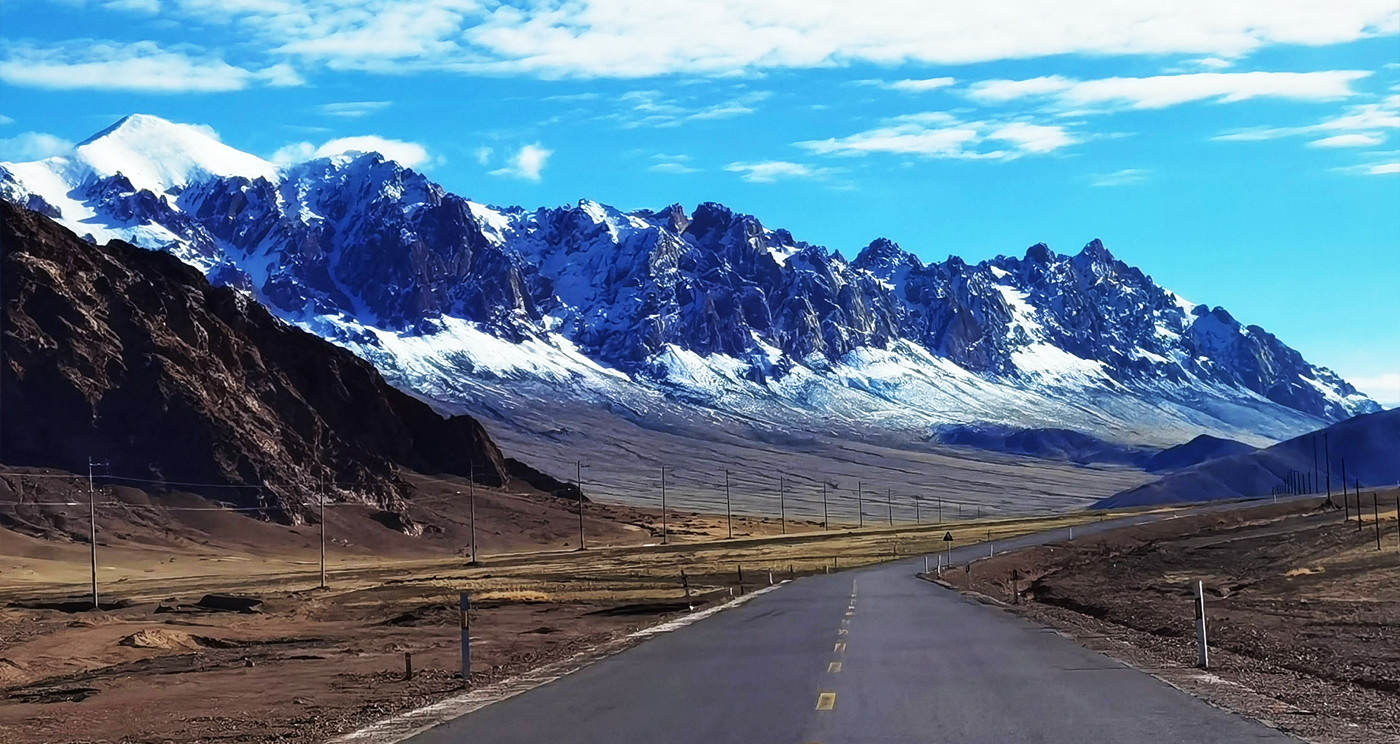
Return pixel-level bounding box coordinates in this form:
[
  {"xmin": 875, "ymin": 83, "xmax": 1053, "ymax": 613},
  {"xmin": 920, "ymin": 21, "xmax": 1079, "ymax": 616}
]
[{"xmin": 2, "ymin": 1, "xmax": 1398, "ymax": 404}]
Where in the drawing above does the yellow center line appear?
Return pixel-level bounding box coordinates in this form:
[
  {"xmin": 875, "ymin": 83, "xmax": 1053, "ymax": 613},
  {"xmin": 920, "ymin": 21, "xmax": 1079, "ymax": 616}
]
[
  {"xmin": 828, "ymin": 661, "xmax": 842, "ymax": 673},
  {"xmin": 837, "ymin": 628, "xmax": 848, "ymax": 636},
  {"xmin": 816, "ymin": 692, "xmax": 836, "ymax": 710},
  {"xmin": 834, "ymin": 642, "xmax": 846, "ymax": 653}
]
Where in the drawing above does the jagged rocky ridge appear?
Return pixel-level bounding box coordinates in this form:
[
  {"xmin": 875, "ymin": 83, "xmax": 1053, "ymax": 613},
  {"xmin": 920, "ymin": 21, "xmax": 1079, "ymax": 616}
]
[
  {"xmin": 0, "ymin": 115, "xmax": 1378, "ymax": 446},
  {"xmin": 0, "ymin": 200, "xmax": 520, "ymax": 522}
]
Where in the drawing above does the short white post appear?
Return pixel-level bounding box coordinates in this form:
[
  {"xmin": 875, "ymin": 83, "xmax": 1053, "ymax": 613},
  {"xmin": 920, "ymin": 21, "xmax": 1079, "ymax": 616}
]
[
  {"xmin": 1068, "ymin": 526, "xmax": 1074, "ymax": 541},
  {"xmin": 1194, "ymin": 581, "xmax": 1210, "ymax": 669},
  {"xmin": 923, "ymin": 555, "xmax": 929, "ymax": 574}
]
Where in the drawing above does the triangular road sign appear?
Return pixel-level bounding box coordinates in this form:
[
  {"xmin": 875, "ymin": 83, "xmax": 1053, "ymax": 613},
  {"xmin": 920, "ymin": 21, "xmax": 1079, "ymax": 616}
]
[{"xmin": 942, "ymin": 531, "xmax": 953, "ymax": 541}]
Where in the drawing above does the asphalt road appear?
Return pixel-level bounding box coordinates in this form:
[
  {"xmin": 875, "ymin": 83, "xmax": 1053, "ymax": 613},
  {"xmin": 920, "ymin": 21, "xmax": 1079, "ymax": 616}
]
[{"xmin": 408, "ymin": 508, "xmax": 1297, "ymax": 743}]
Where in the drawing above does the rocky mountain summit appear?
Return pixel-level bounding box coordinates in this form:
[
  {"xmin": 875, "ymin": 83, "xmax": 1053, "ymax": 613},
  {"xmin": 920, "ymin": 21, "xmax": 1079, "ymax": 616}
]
[{"xmin": 0, "ymin": 115, "xmax": 1377, "ymax": 448}]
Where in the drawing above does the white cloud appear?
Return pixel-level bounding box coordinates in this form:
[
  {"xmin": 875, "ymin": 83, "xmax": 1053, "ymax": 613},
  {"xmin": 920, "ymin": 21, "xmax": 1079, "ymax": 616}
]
[
  {"xmin": 724, "ymin": 160, "xmax": 828, "ymax": 183},
  {"xmin": 1090, "ymin": 168, "xmax": 1151, "ymax": 187},
  {"xmin": 0, "ymin": 114, "xmax": 14, "ymax": 126},
  {"xmin": 0, "ymin": 131, "xmax": 75, "ymax": 161},
  {"xmin": 103, "ymin": 0, "xmax": 161, "ymax": 12},
  {"xmin": 608, "ymin": 90, "xmax": 767, "ymax": 128},
  {"xmin": 490, "ymin": 143, "xmax": 552, "ymax": 182},
  {"xmin": 271, "ymin": 135, "xmax": 434, "ymax": 168},
  {"xmin": 799, "ymin": 112, "xmax": 1075, "ymax": 160},
  {"xmin": 457, "ymin": 1, "xmax": 1399, "ymax": 77},
  {"xmin": 1365, "ymin": 161, "xmax": 1400, "ymax": 174},
  {"xmin": 317, "ymin": 101, "xmax": 392, "ymax": 118},
  {"xmin": 1349, "ymin": 372, "xmax": 1400, "ymax": 406},
  {"xmin": 0, "ymin": 41, "xmax": 303, "ymax": 93},
  {"xmin": 969, "ymin": 71, "xmax": 1370, "ymax": 110},
  {"xmin": 96, "ymin": 1, "xmax": 1400, "ymax": 78},
  {"xmin": 473, "ymin": 146, "xmax": 494, "ymax": 165},
  {"xmin": 1308, "ymin": 132, "xmax": 1385, "ymax": 148},
  {"xmin": 1215, "ymin": 94, "xmax": 1398, "ymax": 143},
  {"xmin": 650, "ymin": 153, "xmax": 697, "ymax": 174},
  {"xmin": 887, "ymin": 77, "xmax": 957, "ymax": 92}
]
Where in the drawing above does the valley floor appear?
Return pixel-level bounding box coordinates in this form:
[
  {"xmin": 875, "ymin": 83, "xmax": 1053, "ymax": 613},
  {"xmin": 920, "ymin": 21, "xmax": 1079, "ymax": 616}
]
[
  {"xmin": 0, "ymin": 510, "xmax": 1105, "ymax": 744},
  {"xmin": 938, "ymin": 494, "xmax": 1400, "ymax": 744}
]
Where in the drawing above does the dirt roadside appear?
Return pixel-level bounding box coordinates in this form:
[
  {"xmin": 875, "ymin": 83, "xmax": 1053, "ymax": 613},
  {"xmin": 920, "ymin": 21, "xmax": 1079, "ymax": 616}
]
[{"xmin": 935, "ymin": 493, "xmax": 1400, "ymax": 744}]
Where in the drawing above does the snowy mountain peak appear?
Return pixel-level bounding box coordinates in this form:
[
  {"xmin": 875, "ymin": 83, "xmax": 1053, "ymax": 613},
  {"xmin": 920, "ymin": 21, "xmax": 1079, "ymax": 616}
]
[
  {"xmin": 71, "ymin": 114, "xmax": 278, "ymax": 193},
  {"xmin": 0, "ymin": 115, "xmax": 1381, "ymax": 447}
]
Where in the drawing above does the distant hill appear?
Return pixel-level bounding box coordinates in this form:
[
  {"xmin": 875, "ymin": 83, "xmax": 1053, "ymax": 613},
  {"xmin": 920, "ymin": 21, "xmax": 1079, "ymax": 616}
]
[
  {"xmin": 1143, "ymin": 434, "xmax": 1255, "ymax": 473},
  {"xmin": 933, "ymin": 424, "xmax": 1155, "ymax": 467},
  {"xmin": 1096, "ymin": 409, "xmax": 1400, "ymax": 508}
]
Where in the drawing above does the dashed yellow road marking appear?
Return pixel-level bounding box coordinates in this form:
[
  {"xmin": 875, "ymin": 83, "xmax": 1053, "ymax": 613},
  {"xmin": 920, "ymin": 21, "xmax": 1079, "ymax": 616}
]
[
  {"xmin": 837, "ymin": 627, "xmax": 848, "ymax": 636},
  {"xmin": 834, "ymin": 642, "xmax": 846, "ymax": 653},
  {"xmin": 828, "ymin": 661, "xmax": 842, "ymax": 673},
  {"xmin": 816, "ymin": 692, "xmax": 836, "ymax": 710}
]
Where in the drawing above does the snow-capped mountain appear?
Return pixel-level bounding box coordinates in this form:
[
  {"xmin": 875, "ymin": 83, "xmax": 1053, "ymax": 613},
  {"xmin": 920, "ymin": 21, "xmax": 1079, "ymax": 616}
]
[{"xmin": 1, "ymin": 115, "xmax": 1378, "ymax": 447}]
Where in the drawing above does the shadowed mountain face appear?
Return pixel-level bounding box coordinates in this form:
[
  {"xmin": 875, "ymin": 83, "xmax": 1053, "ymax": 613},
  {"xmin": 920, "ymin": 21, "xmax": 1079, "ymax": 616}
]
[
  {"xmin": 1096, "ymin": 409, "xmax": 1400, "ymax": 508},
  {"xmin": 0, "ymin": 201, "xmax": 512, "ymax": 520},
  {"xmin": 932, "ymin": 424, "xmax": 1156, "ymax": 467},
  {"xmin": 0, "ymin": 115, "xmax": 1378, "ymax": 450},
  {"xmin": 1143, "ymin": 434, "xmax": 1256, "ymax": 473}
]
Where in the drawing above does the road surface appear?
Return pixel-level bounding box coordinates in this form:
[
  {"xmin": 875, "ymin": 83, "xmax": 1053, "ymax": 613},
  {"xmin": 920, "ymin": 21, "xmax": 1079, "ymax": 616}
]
[{"xmin": 407, "ymin": 509, "xmax": 1295, "ymax": 743}]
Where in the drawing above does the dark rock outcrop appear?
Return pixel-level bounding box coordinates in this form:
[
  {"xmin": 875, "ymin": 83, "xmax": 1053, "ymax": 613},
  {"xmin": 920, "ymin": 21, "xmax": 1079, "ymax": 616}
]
[{"xmin": 0, "ymin": 201, "xmax": 512, "ymax": 521}]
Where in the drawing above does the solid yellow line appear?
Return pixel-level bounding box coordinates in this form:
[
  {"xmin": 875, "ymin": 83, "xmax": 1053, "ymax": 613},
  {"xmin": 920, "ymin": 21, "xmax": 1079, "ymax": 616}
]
[
  {"xmin": 828, "ymin": 661, "xmax": 842, "ymax": 673},
  {"xmin": 834, "ymin": 642, "xmax": 846, "ymax": 653},
  {"xmin": 816, "ymin": 692, "xmax": 836, "ymax": 710}
]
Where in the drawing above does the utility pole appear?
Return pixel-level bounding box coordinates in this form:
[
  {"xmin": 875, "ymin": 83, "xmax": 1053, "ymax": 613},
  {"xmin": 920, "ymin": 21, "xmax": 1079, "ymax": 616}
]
[
  {"xmin": 660, "ymin": 466, "xmax": 668, "ymax": 545},
  {"xmin": 856, "ymin": 481, "xmax": 864, "ymax": 528},
  {"xmin": 320, "ymin": 476, "xmax": 327, "ymax": 589},
  {"xmin": 887, "ymin": 489, "xmax": 894, "ymax": 526},
  {"xmin": 1312, "ymin": 435, "xmax": 1319, "ymax": 495},
  {"xmin": 88, "ymin": 457, "xmax": 106, "ymax": 610},
  {"xmin": 1341, "ymin": 459, "xmax": 1348, "ymax": 520},
  {"xmin": 821, "ymin": 482, "xmax": 829, "ymax": 531},
  {"xmin": 779, "ymin": 476, "xmax": 786, "ymax": 535},
  {"xmin": 1324, "ymin": 432, "xmax": 1332, "ymax": 504},
  {"xmin": 914, "ymin": 496, "xmax": 921, "ymax": 524},
  {"xmin": 725, "ymin": 469, "xmax": 733, "ymax": 539},
  {"xmin": 576, "ymin": 460, "xmax": 586, "ymax": 550},
  {"xmin": 938, "ymin": 496, "xmax": 943, "ymax": 524},
  {"xmin": 469, "ymin": 461, "xmax": 479, "ymax": 564}
]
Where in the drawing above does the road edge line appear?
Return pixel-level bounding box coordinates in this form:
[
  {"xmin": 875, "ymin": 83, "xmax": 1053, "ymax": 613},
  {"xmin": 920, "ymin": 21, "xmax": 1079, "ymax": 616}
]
[{"xmin": 328, "ymin": 581, "xmax": 788, "ymax": 744}]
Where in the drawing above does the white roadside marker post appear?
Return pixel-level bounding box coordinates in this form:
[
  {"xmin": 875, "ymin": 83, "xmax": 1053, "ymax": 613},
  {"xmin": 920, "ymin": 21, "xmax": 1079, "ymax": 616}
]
[{"xmin": 1194, "ymin": 581, "xmax": 1210, "ymax": 669}]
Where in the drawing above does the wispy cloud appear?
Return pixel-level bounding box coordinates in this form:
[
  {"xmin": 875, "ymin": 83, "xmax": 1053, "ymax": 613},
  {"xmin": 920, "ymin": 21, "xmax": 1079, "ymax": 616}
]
[
  {"xmin": 489, "ymin": 143, "xmax": 552, "ymax": 182},
  {"xmin": 1090, "ymin": 168, "xmax": 1152, "ymax": 187},
  {"xmin": 724, "ymin": 160, "xmax": 830, "ymax": 183},
  {"xmin": 1308, "ymin": 132, "xmax": 1386, "ymax": 148},
  {"xmin": 271, "ymin": 135, "xmax": 435, "ymax": 168},
  {"xmin": 0, "ymin": 131, "xmax": 74, "ymax": 161},
  {"xmin": 0, "ymin": 41, "xmax": 303, "ymax": 93},
  {"xmin": 1215, "ymin": 94, "xmax": 1400, "ymax": 142},
  {"xmin": 649, "ymin": 153, "xmax": 697, "ymax": 174},
  {"xmin": 316, "ymin": 101, "xmax": 392, "ymax": 118},
  {"xmin": 87, "ymin": 1, "xmax": 1399, "ymax": 79},
  {"xmin": 608, "ymin": 90, "xmax": 768, "ymax": 128},
  {"xmin": 798, "ymin": 112, "xmax": 1077, "ymax": 160},
  {"xmin": 862, "ymin": 77, "xmax": 957, "ymax": 93},
  {"xmin": 968, "ymin": 71, "xmax": 1370, "ymax": 111}
]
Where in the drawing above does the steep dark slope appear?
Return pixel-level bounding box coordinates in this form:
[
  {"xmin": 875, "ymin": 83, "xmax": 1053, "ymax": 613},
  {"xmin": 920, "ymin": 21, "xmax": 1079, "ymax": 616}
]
[
  {"xmin": 1096, "ymin": 409, "xmax": 1400, "ymax": 508},
  {"xmin": 1143, "ymin": 434, "xmax": 1256, "ymax": 473},
  {"xmin": 933, "ymin": 424, "xmax": 1156, "ymax": 466},
  {"xmin": 0, "ymin": 202, "xmax": 513, "ymax": 519}
]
